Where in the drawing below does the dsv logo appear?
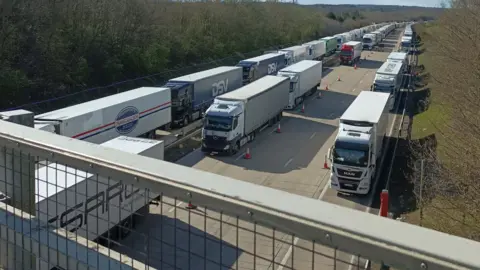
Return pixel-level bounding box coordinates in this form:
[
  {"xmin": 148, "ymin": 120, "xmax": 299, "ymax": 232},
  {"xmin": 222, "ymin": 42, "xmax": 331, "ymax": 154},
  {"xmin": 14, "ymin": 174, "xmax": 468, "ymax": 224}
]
[
  {"xmin": 267, "ymin": 63, "xmax": 277, "ymax": 74},
  {"xmin": 212, "ymin": 79, "xmax": 229, "ymax": 97}
]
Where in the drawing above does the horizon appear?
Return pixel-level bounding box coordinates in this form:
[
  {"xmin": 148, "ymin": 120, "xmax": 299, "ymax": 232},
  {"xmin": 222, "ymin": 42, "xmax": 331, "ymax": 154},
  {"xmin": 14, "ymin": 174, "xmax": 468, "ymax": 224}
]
[{"xmin": 297, "ymin": 0, "xmax": 440, "ymax": 7}]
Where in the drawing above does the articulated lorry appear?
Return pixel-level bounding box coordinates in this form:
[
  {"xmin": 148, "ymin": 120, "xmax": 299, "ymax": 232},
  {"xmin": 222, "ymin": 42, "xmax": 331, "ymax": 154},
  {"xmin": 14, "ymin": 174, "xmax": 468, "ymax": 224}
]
[
  {"xmin": 279, "ymin": 45, "xmax": 308, "ymax": 66},
  {"xmin": 201, "ymin": 75, "xmax": 289, "ymax": 155},
  {"xmin": 372, "ymin": 61, "xmax": 404, "ymax": 111},
  {"xmin": 387, "ymin": 52, "xmax": 409, "ymax": 73},
  {"xmin": 320, "ymin": 36, "xmax": 338, "ymax": 56},
  {"xmin": 277, "ymin": 60, "xmax": 322, "ymax": 109},
  {"xmin": 328, "ymin": 91, "xmax": 390, "ymax": 195},
  {"xmin": 302, "ymin": 40, "xmax": 326, "ymax": 61},
  {"xmin": 165, "ymin": 66, "xmax": 243, "ymax": 127},
  {"xmin": 339, "ymin": 41, "xmax": 362, "ymax": 65},
  {"xmin": 35, "ymin": 136, "xmax": 163, "ymax": 250},
  {"xmin": 362, "ymin": 33, "xmax": 377, "ymax": 50},
  {"xmin": 237, "ymin": 53, "xmax": 286, "ymax": 85},
  {"xmin": 34, "ymin": 87, "xmax": 171, "ymax": 144}
]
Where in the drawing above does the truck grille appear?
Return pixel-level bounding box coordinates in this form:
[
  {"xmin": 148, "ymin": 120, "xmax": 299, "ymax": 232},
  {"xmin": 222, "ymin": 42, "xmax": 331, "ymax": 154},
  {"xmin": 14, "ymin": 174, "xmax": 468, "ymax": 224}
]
[
  {"xmin": 338, "ymin": 177, "xmax": 359, "ymax": 191},
  {"xmin": 336, "ymin": 168, "xmax": 363, "ymax": 178},
  {"xmin": 204, "ymin": 135, "xmax": 227, "ymax": 149}
]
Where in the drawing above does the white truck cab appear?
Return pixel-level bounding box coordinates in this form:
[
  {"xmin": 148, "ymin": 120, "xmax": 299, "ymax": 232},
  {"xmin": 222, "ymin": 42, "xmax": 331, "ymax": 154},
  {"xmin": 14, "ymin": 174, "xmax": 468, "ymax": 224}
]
[{"xmin": 328, "ymin": 91, "xmax": 390, "ymax": 195}]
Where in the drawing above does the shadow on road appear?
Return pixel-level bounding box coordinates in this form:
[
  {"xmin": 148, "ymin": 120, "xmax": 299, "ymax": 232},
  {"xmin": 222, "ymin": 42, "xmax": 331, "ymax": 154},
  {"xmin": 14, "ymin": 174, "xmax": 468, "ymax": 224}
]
[{"xmin": 114, "ymin": 214, "xmax": 242, "ymax": 270}]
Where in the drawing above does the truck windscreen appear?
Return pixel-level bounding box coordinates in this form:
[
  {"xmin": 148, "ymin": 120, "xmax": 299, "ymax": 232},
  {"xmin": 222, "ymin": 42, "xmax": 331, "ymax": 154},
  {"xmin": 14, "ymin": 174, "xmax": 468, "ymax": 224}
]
[
  {"xmin": 333, "ymin": 147, "xmax": 368, "ymax": 167},
  {"xmin": 362, "ymin": 38, "xmax": 372, "ymax": 43},
  {"xmin": 340, "ymin": 50, "xmax": 352, "ymax": 56},
  {"xmin": 204, "ymin": 115, "xmax": 232, "ymax": 131}
]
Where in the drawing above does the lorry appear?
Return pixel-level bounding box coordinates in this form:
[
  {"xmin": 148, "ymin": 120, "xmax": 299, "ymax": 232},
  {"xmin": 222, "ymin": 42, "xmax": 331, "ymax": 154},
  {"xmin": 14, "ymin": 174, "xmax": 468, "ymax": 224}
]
[
  {"xmin": 279, "ymin": 45, "xmax": 308, "ymax": 66},
  {"xmin": 339, "ymin": 41, "xmax": 362, "ymax": 65},
  {"xmin": 362, "ymin": 33, "xmax": 377, "ymax": 50},
  {"xmin": 201, "ymin": 75, "xmax": 289, "ymax": 155},
  {"xmin": 387, "ymin": 52, "xmax": 409, "ymax": 73},
  {"xmin": 302, "ymin": 40, "xmax": 326, "ymax": 61},
  {"xmin": 371, "ymin": 31, "xmax": 383, "ymax": 43},
  {"xmin": 320, "ymin": 36, "xmax": 338, "ymax": 56},
  {"xmin": 327, "ymin": 91, "xmax": 390, "ymax": 195},
  {"xmin": 334, "ymin": 33, "xmax": 351, "ymax": 49},
  {"xmin": 164, "ymin": 66, "xmax": 243, "ymax": 127},
  {"xmin": 277, "ymin": 60, "xmax": 323, "ymax": 109},
  {"xmin": 237, "ymin": 53, "xmax": 286, "ymax": 85},
  {"xmin": 34, "ymin": 87, "xmax": 171, "ymax": 144},
  {"xmin": 371, "ymin": 61, "xmax": 404, "ymax": 111},
  {"xmin": 35, "ymin": 136, "xmax": 164, "ymax": 247},
  {"xmin": 400, "ymin": 36, "xmax": 413, "ymax": 52}
]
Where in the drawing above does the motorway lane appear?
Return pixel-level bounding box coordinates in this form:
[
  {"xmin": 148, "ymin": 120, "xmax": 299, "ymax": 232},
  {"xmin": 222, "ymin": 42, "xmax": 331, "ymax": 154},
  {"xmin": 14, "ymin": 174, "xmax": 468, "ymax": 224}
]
[{"xmin": 113, "ymin": 29, "xmax": 405, "ymax": 270}]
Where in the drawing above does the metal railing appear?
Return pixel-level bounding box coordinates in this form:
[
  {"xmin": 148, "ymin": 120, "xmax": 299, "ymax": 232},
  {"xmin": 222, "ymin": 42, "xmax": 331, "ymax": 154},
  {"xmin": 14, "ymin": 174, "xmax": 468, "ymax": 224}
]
[{"xmin": 0, "ymin": 119, "xmax": 478, "ymax": 270}]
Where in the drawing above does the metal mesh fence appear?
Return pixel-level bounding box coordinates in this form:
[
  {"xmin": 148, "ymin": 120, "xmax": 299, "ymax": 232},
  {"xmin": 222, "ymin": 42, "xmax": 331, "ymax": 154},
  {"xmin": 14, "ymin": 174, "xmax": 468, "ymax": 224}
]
[{"xmin": 0, "ymin": 147, "xmax": 369, "ymax": 270}]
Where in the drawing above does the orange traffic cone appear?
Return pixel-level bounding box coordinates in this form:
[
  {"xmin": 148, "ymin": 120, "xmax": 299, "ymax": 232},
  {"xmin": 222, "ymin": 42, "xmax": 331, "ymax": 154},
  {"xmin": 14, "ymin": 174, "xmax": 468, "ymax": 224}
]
[
  {"xmin": 325, "ymin": 85, "xmax": 329, "ymax": 91},
  {"xmin": 323, "ymin": 155, "xmax": 329, "ymax": 169},
  {"xmin": 301, "ymin": 104, "xmax": 305, "ymax": 113},
  {"xmin": 186, "ymin": 201, "xmax": 197, "ymax": 210},
  {"xmin": 337, "ymin": 75, "xmax": 341, "ymax": 81},
  {"xmin": 276, "ymin": 123, "xmax": 281, "ymax": 133},
  {"xmin": 244, "ymin": 148, "xmax": 251, "ymax": 159},
  {"xmin": 354, "ymin": 64, "xmax": 357, "ymax": 70}
]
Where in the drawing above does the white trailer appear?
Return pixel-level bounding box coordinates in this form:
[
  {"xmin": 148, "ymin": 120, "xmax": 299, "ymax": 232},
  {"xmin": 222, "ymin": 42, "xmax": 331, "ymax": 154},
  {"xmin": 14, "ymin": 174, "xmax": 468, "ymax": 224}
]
[
  {"xmin": 34, "ymin": 87, "xmax": 171, "ymax": 143},
  {"xmin": 35, "ymin": 136, "xmax": 163, "ymax": 246},
  {"xmin": 277, "ymin": 60, "xmax": 322, "ymax": 109},
  {"xmin": 372, "ymin": 61, "xmax": 404, "ymax": 111},
  {"xmin": 201, "ymin": 75, "xmax": 289, "ymax": 155},
  {"xmin": 387, "ymin": 52, "xmax": 409, "ymax": 73},
  {"xmin": 328, "ymin": 91, "xmax": 390, "ymax": 195},
  {"xmin": 302, "ymin": 40, "xmax": 326, "ymax": 61},
  {"xmin": 279, "ymin": 45, "xmax": 308, "ymax": 66}
]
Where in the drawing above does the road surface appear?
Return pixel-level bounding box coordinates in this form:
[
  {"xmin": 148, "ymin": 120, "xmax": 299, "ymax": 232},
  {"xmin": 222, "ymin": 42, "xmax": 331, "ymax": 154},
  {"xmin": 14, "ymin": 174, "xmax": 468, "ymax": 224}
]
[{"xmin": 113, "ymin": 28, "xmax": 407, "ymax": 270}]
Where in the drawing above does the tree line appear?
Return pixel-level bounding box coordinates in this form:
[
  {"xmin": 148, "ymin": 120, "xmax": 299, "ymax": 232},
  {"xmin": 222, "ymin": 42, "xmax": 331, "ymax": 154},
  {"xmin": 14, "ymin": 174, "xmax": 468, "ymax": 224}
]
[
  {"xmin": 0, "ymin": 0, "xmax": 439, "ymax": 112},
  {"xmin": 410, "ymin": 0, "xmax": 480, "ymax": 241}
]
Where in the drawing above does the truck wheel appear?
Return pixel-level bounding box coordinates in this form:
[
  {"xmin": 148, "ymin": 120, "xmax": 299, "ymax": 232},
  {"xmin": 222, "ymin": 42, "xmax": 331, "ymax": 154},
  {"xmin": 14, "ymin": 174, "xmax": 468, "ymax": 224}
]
[
  {"xmin": 183, "ymin": 116, "xmax": 189, "ymax": 127},
  {"xmin": 230, "ymin": 143, "xmax": 239, "ymax": 155}
]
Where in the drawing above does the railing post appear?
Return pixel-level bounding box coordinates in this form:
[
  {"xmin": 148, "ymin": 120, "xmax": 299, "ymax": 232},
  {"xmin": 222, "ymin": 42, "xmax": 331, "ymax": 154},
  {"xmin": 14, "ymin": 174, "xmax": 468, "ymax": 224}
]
[{"xmin": 0, "ymin": 110, "xmax": 35, "ymax": 215}]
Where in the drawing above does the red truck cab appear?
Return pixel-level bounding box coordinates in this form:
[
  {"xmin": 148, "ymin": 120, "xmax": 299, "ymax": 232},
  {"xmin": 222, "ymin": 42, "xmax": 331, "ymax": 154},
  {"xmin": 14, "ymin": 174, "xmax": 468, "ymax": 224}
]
[{"xmin": 339, "ymin": 41, "xmax": 362, "ymax": 66}]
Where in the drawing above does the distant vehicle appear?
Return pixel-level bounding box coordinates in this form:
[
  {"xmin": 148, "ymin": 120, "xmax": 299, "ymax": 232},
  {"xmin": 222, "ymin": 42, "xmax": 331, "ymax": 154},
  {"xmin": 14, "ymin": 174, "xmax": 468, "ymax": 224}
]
[
  {"xmin": 164, "ymin": 66, "xmax": 243, "ymax": 127},
  {"xmin": 328, "ymin": 91, "xmax": 390, "ymax": 195},
  {"xmin": 387, "ymin": 52, "xmax": 409, "ymax": 73},
  {"xmin": 362, "ymin": 33, "xmax": 377, "ymax": 50},
  {"xmin": 277, "ymin": 60, "xmax": 323, "ymax": 109},
  {"xmin": 201, "ymin": 76, "xmax": 289, "ymax": 155},
  {"xmin": 279, "ymin": 45, "xmax": 309, "ymax": 66},
  {"xmin": 237, "ymin": 53, "xmax": 286, "ymax": 85},
  {"xmin": 34, "ymin": 87, "xmax": 172, "ymax": 143},
  {"xmin": 372, "ymin": 61, "xmax": 404, "ymax": 111},
  {"xmin": 302, "ymin": 40, "xmax": 326, "ymax": 61},
  {"xmin": 320, "ymin": 36, "xmax": 338, "ymax": 56},
  {"xmin": 340, "ymin": 41, "xmax": 362, "ymax": 65}
]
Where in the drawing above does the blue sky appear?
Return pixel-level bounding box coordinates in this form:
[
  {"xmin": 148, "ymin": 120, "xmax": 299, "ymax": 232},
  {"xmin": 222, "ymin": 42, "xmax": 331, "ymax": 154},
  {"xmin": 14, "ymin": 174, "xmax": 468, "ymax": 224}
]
[{"xmin": 298, "ymin": 0, "xmax": 440, "ymax": 7}]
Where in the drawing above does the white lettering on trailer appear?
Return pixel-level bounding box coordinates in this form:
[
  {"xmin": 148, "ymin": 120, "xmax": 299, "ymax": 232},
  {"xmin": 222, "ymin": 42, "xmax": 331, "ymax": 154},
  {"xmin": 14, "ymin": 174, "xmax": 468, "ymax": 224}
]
[
  {"xmin": 267, "ymin": 62, "xmax": 277, "ymax": 74},
  {"xmin": 212, "ymin": 79, "xmax": 229, "ymax": 97}
]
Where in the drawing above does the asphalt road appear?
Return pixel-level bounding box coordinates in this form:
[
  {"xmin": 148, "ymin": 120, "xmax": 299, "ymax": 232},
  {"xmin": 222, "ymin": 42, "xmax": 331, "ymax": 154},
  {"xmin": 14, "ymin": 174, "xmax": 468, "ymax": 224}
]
[{"xmin": 113, "ymin": 28, "xmax": 407, "ymax": 270}]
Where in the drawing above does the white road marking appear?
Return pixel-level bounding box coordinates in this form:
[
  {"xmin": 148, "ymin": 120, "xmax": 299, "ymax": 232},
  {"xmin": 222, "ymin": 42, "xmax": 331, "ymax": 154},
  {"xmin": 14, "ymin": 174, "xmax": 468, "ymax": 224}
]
[
  {"xmin": 284, "ymin": 158, "xmax": 293, "ymax": 168},
  {"xmin": 360, "ymin": 80, "xmax": 363, "ymax": 84},
  {"xmin": 277, "ymin": 237, "xmax": 300, "ymax": 270},
  {"xmin": 352, "ymin": 88, "xmax": 356, "ymax": 91},
  {"xmin": 168, "ymin": 201, "xmax": 184, "ymax": 213},
  {"xmin": 235, "ymin": 153, "xmax": 244, "ymax": 161},
  {"xmin": 309, "ymin": 132, "xmax": 316, "ymax": 139}
]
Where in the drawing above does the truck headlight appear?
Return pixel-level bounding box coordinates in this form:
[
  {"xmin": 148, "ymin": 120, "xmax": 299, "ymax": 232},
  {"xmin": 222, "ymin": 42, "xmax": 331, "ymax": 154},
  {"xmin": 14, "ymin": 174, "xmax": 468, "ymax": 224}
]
[{"xmin": 224, "ymin": 145, "xmax": 230, "ymax": 150}]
